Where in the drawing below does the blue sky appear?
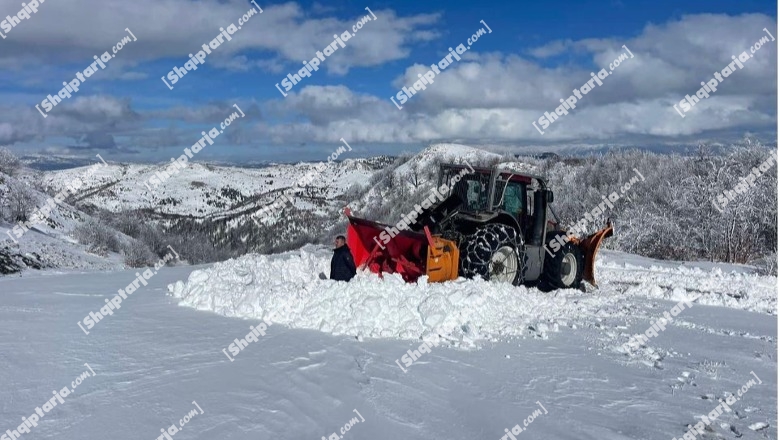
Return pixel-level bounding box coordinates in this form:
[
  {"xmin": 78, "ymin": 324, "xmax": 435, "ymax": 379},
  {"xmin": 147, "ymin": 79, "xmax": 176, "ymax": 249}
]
[{"xmin": 0, "ymin": 0, "xmax": 776, "ymax": 163}]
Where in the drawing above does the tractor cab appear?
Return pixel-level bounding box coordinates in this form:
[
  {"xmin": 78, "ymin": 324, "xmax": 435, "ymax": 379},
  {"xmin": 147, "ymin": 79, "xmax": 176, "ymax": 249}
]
[{"xmin": 437, "ymin": 164, "xmax": 551, "ymax": 249}]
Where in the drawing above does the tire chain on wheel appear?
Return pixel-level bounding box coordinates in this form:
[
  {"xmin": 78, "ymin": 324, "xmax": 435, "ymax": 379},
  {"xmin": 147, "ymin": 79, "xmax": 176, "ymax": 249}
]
[
  {"xmin": 459, "ymin": 224, "xmax": 525, "ymax": 285},
  {"xmin": 520, "ymin": 250, "xmax": 529, "ymax": 281}
]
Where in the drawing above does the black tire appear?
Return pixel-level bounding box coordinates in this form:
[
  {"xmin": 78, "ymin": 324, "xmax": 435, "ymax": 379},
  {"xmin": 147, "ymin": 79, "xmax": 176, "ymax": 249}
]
[
  {"xmin": 459, "ymin": 224, "xmax": 525, "ymax": 286},
  {"xmin": 542, "ymin": 232, "xmax": 584, "ymax": 289}
]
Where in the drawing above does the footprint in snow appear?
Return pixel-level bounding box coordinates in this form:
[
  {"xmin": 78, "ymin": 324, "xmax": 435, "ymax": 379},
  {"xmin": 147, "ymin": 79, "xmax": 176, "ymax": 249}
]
[{"xmin": 748, "ymin": 422, "xmax": 769, "ymax": 431}]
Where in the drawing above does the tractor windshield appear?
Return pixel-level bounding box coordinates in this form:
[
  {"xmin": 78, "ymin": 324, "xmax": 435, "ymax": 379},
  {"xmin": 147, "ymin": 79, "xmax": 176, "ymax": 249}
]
[{"xmin": 440, "ymin": 167, "xmax": 491, "ymax": 212}]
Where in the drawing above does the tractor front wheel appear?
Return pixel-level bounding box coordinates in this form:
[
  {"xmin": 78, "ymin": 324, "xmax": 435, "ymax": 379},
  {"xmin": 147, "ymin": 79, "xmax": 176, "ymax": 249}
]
[
  {"xmin": 542, "ymin": 233, "xmax": 584, "ymax": 289},
  {"xmin": 460, "ymin": 224, "xmax": 525, "ymax": 285}
]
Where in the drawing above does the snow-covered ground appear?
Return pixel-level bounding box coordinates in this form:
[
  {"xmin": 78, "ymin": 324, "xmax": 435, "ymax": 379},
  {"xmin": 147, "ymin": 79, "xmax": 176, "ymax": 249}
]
[{"xmin": 0, "ymin": 249, "xmax": 775, "ymax": 439}]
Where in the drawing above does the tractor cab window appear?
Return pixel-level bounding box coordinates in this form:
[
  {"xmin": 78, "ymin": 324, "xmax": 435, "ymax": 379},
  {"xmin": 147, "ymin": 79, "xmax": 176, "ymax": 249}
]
[
  {"xmin": 463, "ymin": 179, "xmax": 488, "ymax": 211},
  {"xmin": 443, "ymin": 168, "xmax": 490, "ymax": 212},
  {"xmin": 496, "ymin": 181, "xmax": 526, "ymax": 219}
]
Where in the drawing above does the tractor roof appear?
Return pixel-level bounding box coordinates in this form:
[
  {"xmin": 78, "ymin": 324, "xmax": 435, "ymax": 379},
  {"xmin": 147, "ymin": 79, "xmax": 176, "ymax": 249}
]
[{"xmin": 440, "ymin": 162, "xmax": 548, "ymax": 187}]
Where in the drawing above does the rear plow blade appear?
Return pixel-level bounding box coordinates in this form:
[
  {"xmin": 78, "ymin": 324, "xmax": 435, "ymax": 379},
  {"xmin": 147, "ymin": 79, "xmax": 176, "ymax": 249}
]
[
  {"xmin": 573, "ymin": 221, "xmax": 613, "ymax": 287},
  {"xmin": 344, "ymin": 209, "xmax": 458, "ymax": 283}
]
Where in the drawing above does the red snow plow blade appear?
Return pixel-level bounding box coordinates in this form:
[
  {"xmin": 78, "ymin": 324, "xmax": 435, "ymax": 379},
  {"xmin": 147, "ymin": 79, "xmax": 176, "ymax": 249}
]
[{"xmin": 344, "ymin": 209, "xmax": 459, "ymax": 283}]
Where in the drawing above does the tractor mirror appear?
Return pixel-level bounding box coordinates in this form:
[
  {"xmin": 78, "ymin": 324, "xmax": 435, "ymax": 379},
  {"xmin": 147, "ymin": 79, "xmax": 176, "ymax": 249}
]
[{"xmin": 546, "ymin": 190, "xmax": 554, "ymax": 203}]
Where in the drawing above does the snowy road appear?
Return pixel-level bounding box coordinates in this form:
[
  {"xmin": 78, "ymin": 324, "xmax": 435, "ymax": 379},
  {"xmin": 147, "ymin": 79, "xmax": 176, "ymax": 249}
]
[{"xmin": 0, "ymin": 253, "xmax": 776, "ymax": 440}]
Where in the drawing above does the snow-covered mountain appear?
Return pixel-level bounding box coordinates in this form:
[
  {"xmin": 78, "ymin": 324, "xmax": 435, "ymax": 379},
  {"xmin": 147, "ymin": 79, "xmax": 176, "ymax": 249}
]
[
  {"xmin": 40, "ymin": 159, "xmax": 379, "ymax": 218},
  {"xmin": 39, "ymin": 143, "xmax": 508, "ymax": 221},
  {"xmin": 33, "ymin": 144, "xmax": 510, "ymax": 257}
]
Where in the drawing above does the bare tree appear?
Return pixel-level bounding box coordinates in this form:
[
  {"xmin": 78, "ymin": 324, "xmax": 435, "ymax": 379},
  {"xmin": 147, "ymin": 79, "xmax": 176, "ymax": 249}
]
[
  {"xmin": 392, "ymin": 172, "xmax": 409, "ymax": 200},
  {"xmin": 5, "ymin": 182, "xmax": 36, "ymax": 222},
  {"xmin": 0, "ymin": 147, "xmax": 20, "ymax": 176},
  {"xmin": 405, "ymin": 163, "xmax": 423, "ymax": 189},
  {"xmin": 425, "ymin": 157, "xmax": 443, "ymax": 181}
]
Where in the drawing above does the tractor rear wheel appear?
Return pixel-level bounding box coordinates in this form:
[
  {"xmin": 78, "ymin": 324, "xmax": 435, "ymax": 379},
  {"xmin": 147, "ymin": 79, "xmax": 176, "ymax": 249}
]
[
  {"xmin": 542, "ymin": 233, "xmax": 584, "ymax": 289},
  {"xmin": 460, "ymin": 224, "xmax": 525, "ymax": 285}
]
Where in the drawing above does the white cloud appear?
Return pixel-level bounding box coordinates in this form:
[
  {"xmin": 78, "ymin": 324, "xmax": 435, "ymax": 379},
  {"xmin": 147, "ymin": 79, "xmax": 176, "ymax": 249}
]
[
  {"xmin": 0, "ymin": 11, "xmax": 776, "ymax": 154},
  {"xmin": 0, "ymin": 0, "xmax": 439, "ymax": 75},
  {"xmin": 258, "ymin": 13, "xmax": 777, "ymax": 144}
]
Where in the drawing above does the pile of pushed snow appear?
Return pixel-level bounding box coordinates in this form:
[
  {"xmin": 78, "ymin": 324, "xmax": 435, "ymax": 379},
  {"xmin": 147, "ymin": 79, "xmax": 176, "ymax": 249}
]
[
  {"xmin": 168, "ymin": 246, "xmax": 776, "ymax": 346},
  {"xmin": 168, "ymin": 246, "xmax": 591, "ymax": 346}
]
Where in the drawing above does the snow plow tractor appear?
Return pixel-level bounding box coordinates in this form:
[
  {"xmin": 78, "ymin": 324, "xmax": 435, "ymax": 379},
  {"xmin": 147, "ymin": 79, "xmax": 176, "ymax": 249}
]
[{"xmin": 345, "ymin": 163, "xmax": 613, "ymax": 289}]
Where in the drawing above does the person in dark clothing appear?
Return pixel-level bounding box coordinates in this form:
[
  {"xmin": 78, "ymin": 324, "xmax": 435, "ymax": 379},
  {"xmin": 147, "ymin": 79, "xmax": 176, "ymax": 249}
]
[{"xmin": 330, "ymin": 235, "xmax": 357, "ymax": 281}]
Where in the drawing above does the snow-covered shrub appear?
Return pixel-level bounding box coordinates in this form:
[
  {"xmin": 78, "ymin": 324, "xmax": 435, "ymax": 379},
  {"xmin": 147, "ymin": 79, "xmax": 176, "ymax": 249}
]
[
  {"xmin": 86, "ymin": 244, "xmax": 109, "ymax": 257},
  {"xmin": 121, "ymin": 239, "xmax": 157, "ymax": 268},
  {"xmin": 73, "ymin": 219, "xmax": 121, "ymax": 254},
  {"xmin": 753, "ymin": 252, "xmax": 777, "ymax": 276},
  {"xmin": 342, "ymin": 183, "xmax": 364, "ymax": 203}
]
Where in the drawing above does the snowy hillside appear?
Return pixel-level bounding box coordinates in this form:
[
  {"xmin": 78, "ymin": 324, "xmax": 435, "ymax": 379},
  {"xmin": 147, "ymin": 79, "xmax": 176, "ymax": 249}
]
[
  {"xmin": 34, "ymin": 154, "xmax": 394, "ymax": 256},
  {"xmin": 39, "ymin": 143, "xmax": 513, "ymax": 226},
  {"xmin": 0, "ymin": 168, "xmax": 129, "ymax": 274}
]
